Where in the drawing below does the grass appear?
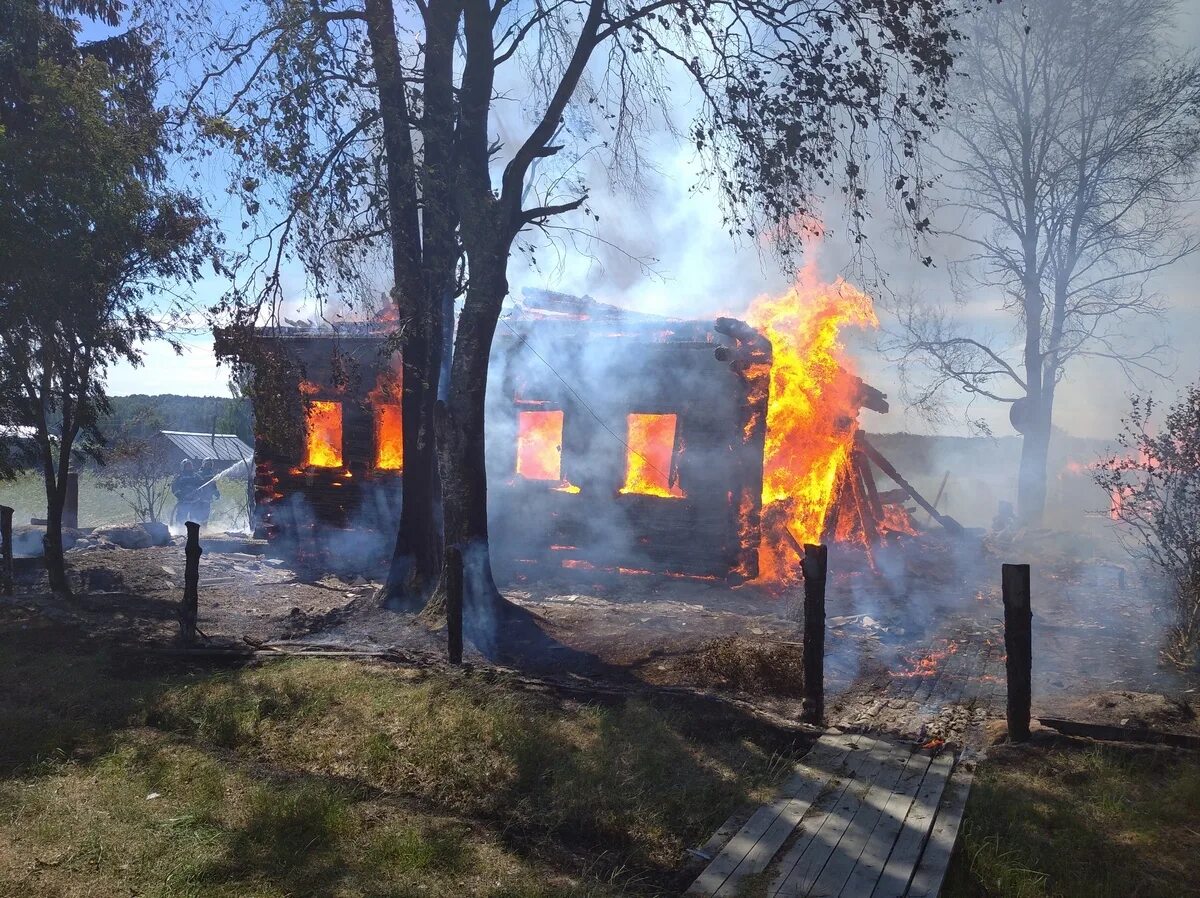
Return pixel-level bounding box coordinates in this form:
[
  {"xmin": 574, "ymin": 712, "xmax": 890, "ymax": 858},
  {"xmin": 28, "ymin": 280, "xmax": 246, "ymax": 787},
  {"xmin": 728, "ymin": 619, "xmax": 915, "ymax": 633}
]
[
  {"xmin": 943, "ymin": 740, "xmax": 1200, "ymax": 898},
  {"xmin": 682, "ymin": 636, "xmax": 806, "ymax": 696},
  {"xmin": 0, "ymin": 615, "xmax": 797, "ymax": 897},
  {"xmin": 0, "ymin": 469, "xmax": 248, "ymax": 531}
]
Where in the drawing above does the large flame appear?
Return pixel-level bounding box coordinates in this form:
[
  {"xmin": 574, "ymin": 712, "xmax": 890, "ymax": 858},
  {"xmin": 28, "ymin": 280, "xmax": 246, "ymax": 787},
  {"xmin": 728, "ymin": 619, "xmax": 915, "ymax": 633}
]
[
  {"xmin": 369, "ymin": 371, "xmax": 403, "ymax": 471},
  {"xmin": 621, "ymin": 413, "xmax": 685, "ymax": 499},
  {"xmin": 303, "ymin": 397, "xmax": 344, "ymax": 468},
  {"xmin": 517, "ymin": 409, "xmax": 565, "ymax": 481},
  {"xmin": 375, "ymin": 404, "xmax": 403, "ymax": 470},
  {"xmin": 746, "ymin": 262, "xmax": 878, "ymax": 580}
]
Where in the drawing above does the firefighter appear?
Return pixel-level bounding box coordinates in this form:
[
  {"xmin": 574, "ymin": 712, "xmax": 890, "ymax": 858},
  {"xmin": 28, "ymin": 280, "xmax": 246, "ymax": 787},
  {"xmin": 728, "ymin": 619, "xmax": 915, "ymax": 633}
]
[
  {"xmin": 172, "ymin": 459, "xmax": 199, "ymax": 525},
  {"xmin": 193, "ymin": 459, "xmax": 221, "ymax": 526}
]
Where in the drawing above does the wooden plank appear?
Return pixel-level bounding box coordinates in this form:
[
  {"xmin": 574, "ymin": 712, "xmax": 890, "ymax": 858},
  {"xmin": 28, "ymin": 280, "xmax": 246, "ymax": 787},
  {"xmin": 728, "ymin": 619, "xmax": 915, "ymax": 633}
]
[
  {"xmin": 868, "ymin": 750, "xmax": 955, "ymax": 898},
  {"xmin": 770, "ymin": 736, "xmax": 892, "ymax": 897},
  {"xmin": 905, "ymin": 753, "xmax": 978, "ymax": 898},
  {"xmin": 838, "ymin": 750, "xmax": 935, "ymax": 898},
  {"xmin": 805, "ymin": 741, "xmax": 915, "ymax": 897},
  {"xmin": 713, "ymin": 736, "xmax": 858, "ymax": 896},
  {"xmin": 688, "ymin": 734, "xmax": 858, "ymax": 896}
]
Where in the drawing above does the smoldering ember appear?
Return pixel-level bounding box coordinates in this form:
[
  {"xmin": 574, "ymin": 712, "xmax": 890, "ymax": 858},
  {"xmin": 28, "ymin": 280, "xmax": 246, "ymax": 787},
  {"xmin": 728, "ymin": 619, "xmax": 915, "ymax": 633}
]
[{"xmin": 3, "ymin": 1, "xmax": 1200, "ymax": 897}]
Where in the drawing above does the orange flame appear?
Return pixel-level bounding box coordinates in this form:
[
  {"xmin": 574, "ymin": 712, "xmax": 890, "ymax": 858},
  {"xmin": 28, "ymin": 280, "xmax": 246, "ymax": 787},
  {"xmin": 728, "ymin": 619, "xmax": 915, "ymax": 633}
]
[
  {"xmin": 375, "ymin": 404, "xmax": 404, "ymax": 470},
  {"xmin": 367, "ymin": 369, "xmax": 403, "ymax": 471},
  {"xmin": 517, "ymin": 409, "xmax": 565, "ymax": 482},
  {"xmin": 303, "ymin": 395, "xmax": 344, "ymax": 468},
  {"xmin": 620, "ymin": 413, "xmax": 685, "ymax": 499},
  {"xmin": 895, "ymin": 639, "xmax": 960, "ymax": 679},
  {"xmin": 745, "ymin": 262, "xmax": 878, "ymax": 580}
]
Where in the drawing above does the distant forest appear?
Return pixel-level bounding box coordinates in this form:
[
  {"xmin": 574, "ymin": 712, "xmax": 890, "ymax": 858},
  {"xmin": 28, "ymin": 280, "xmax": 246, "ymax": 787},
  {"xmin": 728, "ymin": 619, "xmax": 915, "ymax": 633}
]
[{"xmin": 105, "ymin": 395, "xmax": 253, "ymax": 443}]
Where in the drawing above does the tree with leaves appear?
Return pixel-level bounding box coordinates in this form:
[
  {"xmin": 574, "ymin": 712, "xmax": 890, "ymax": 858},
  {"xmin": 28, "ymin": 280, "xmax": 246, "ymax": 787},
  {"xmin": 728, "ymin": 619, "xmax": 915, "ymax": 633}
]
[
  {"xmin": 0, "ymin": 0, "xmax": 212, "ymax": 592},
  {"xmin": 95, "ymin": 408, "xmax": 176, "ymax": 524},
  {"xmin": 154, "ymin": 0, "xmax": 966, "ymax": 638},
  {"xmin": 1096, "ymin": 387, "xmax": 1200, "ymax": 667},
  {"xmin": 886, "ymin": 0, "xmax": 1200, "ymax": 525}
]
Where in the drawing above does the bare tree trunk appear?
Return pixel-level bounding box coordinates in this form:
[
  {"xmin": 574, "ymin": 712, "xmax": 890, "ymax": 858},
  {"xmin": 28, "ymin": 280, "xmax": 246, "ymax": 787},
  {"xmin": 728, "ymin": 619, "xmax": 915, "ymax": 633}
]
[
  {"xmin": 383, "ymin": 359, "xmax": 442, "ymax": 608},
  {"xmin": 364, "ymin": 0, "xmax": 445, "ymax": 607},
  {"xmin": 40, "ymin": 450, "xmax": 70, "ymax": 595},
  {"xmin": 434, "ymin": 252, "xmax": 507, "ymax": 652},
  {"xmin": 1017, "ymin": 396, "xmax": 1052, "ymax": 526}
]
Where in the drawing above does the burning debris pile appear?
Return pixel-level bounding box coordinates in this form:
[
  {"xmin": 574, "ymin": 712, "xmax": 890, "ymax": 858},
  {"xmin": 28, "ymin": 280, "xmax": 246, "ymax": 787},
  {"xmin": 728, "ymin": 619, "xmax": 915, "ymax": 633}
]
[{"xmin": 227, "ymin": 273, "xmax": 948, "ymax": 580}]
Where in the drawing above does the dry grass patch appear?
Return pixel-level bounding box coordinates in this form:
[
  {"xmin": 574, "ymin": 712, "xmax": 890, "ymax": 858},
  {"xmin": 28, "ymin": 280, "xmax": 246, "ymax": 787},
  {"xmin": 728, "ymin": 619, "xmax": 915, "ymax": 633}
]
[{"xmin": 683, "ymin": 636, "xmax": 806, "ymax": 696}]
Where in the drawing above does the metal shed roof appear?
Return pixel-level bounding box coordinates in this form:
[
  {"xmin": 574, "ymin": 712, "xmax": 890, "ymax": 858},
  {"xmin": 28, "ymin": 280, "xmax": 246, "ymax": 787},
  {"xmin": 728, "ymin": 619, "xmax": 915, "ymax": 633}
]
[{"xmin": 160, "ymin": 431, "xmax": 253, "ymax": 462}]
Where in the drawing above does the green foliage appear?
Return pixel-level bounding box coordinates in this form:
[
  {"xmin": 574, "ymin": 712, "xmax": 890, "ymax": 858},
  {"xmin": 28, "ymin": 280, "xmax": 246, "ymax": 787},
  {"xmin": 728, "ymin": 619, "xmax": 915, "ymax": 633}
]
[
  {"xmin": 0, "ymin": 0, "xmax": 214, "ymax": 539},
  {"xmin": 103, "ymin": 394, "xmax": 254, "ymax": 443}
]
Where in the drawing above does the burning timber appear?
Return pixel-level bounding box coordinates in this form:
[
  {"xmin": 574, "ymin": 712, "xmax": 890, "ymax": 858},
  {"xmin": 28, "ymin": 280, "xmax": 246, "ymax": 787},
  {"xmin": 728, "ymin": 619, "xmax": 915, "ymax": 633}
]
[{"xmin": 220, "ymin": 289, "xmax": 914, "ymax": 580}]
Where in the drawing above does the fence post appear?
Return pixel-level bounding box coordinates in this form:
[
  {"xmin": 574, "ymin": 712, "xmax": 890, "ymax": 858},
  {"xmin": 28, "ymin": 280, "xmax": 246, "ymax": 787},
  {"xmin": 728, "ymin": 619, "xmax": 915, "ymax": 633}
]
[
  {"xmin": 801, "ymin": 543, "xmax": 828, "ymax": 725},
  {"xmin": 180, "ymin": 521, "xmax": 202, "ymax": 644},
  {"xmin": 1002, "ymin": 563, "xmax": 1032, "ymax": 742},
  {"xmin": 445, "ymin": 545, "xmax": 464, "ymax": 665},
  {"xmin": 1, "ymin": 505, "xmax": 13, "ymax": 596}
]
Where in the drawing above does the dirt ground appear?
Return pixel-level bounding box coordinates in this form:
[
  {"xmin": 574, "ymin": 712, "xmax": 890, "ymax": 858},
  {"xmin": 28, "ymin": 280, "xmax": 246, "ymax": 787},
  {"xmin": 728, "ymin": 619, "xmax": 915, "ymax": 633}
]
[{"xmin": 6, "ymin": 527, "xmax": 1199, "ymax": 744}]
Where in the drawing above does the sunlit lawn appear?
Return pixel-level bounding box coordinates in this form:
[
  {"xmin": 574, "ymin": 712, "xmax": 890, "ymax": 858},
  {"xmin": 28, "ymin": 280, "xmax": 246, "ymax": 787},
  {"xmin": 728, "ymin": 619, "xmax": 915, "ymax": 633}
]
[
  {"xmin": 0, "ymin": 617, "xmax": 795, "ymax": 897},
  {"xmin": 945, "ymin": 740, "xmax": 1200, "ymax": 898}
]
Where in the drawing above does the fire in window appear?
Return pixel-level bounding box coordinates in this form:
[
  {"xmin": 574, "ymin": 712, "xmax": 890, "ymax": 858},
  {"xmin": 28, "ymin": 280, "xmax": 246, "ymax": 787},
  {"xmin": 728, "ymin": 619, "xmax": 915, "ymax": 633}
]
[
  {"xmin": 374, "ymin": 404, "xmax": 403, "ymax": 470},
  {"xmin": 516, "ymin": 409, "xmax": 565, "ymax": 481},
  {"xmin": 304, "ymin": 400, "xmax": 344, "ymax": 468},
  {"xmin": 369, "ymin": 369, "xmax": 403, "ymax": 471},
  {"xmin": 620, "ymin": 413, "xmax": 685, "ymax": 498}
]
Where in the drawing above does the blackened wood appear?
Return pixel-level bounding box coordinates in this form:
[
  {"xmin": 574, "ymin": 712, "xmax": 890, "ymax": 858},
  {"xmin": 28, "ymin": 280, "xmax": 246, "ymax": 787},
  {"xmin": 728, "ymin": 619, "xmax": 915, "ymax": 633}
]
[
  {"xmin": 930, "ymin": 470, "xmax": 950, "ymax": 515},
  {"xmin": 64, "ymin": 469, "xmax": 79, "ymax": 530},
  {"xmin": 445, "ymin": 544, "xmax": 464, "ymax": 665},
  {"xmin": 820, "ymin": 471, "xmax": 847, "ymax": 545},
  {"xmin": 847, "ymin": 453, "xmax": 881, "ymax": 547},
  {"xmin": 801, "ymin": 543, "xmax": 827, "ymax": 725},
  {"xmin": 781, "ymin": 526, "xmax": 804, "ymax": 561},
  {"xmin": 851, "ymin": 376, "xmax": 890, "ymax": 414},
  {"xmin": 1037, "ymin": 717, "xmax": 1200, "ymax": 751},
  {"xmin": 855, "ymin": 447, "xmax": 885, "ymax": 520},
  {"xmin": 180, "ymin": 521, "xmax": 202, "ymax": 644},
  {"xmin": 1, "ymin": 505, "xmax": 12, "ymax": 595},
  {"xmin": 858, "ymin": 437, "xmax": 964, "ymax": 535},
  {"xmin": 875, "ymin": 488, "xmax": 909, "ymax": 506},
  {"xmin": 1002, "ymin": 563, "xmax": 1032, "ymax": 742}
]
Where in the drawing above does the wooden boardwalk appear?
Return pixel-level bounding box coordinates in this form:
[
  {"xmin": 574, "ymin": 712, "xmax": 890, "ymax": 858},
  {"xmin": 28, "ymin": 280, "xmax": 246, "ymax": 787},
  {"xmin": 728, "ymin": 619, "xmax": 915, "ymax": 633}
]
[{"xmin": 686, "ymin": 732, "xmax": 978, "ymax": 898}]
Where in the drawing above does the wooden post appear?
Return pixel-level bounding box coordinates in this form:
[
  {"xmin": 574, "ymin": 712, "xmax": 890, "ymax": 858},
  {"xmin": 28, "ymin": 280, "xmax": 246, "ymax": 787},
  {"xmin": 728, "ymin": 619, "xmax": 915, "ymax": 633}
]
[
  {"xmin": 1002, "ymin": 563, "xmax": 1032, "ymax": 742},
  {"xmin": 180, "ymin": 521, "xmax": 202, "ymax": 644},
  {"xmin": 1, "ymin": 505, "xmax": 13, "ymax": 596},
  {"xmin": 445, "ymin": 545, "xmax": 464, "ymax": 665},
  {"xmin": 801, "ymin": 543, "xmax": 828, "ymax": 725},
  {"xmin": 64, "ymin": 468, "xmax": 79, "ymax": 530}
]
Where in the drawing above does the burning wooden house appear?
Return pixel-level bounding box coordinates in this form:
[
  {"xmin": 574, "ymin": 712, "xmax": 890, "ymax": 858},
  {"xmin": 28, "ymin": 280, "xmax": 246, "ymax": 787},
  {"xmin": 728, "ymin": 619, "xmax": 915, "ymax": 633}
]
[{"xmin": 222, "ymin": 286, "xmax": 929, "ymax": 580}]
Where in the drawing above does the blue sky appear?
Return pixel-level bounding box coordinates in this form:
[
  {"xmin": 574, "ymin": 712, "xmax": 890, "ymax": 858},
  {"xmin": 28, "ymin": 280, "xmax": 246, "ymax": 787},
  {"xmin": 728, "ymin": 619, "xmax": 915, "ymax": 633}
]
[{"xmin": 89, "ymin": 4, "xmax": 1200, "ymax": 439}]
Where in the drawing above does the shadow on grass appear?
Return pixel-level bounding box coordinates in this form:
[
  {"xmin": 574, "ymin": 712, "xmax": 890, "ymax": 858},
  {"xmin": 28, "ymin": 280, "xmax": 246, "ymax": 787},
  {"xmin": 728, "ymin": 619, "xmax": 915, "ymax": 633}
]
[
  {"xmin": 0, "ymin": 602, "xmax": 813, "ymax": 895},
  {"xmin": 943, "ymin": 738, "xmax": 1200, "ymax": 898}
]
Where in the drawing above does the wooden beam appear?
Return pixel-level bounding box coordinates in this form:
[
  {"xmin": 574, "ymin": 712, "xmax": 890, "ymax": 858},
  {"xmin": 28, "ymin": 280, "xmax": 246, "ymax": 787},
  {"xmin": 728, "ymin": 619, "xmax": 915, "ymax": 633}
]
[
  {"xmin": 857, "ymin": 436, "xmax": 964, "ymax": 535},
  {"xmin": 1002, "ymin": 563, "xmax": 1032, "ymax": 742},
  {"xmin": 180, "ymin": 521, "xmax": 202, "ymax": 645},
  {"xmin": 801, "ymin": 543, "xmax": 827, "ymax": 725},
  {"xmin": 855, "ymin": 445, "xmax": 886, "ymax": 520},
  {"xmin": 1037, "ymin": 717, "xmax": 1200, "ymax": 751}
]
